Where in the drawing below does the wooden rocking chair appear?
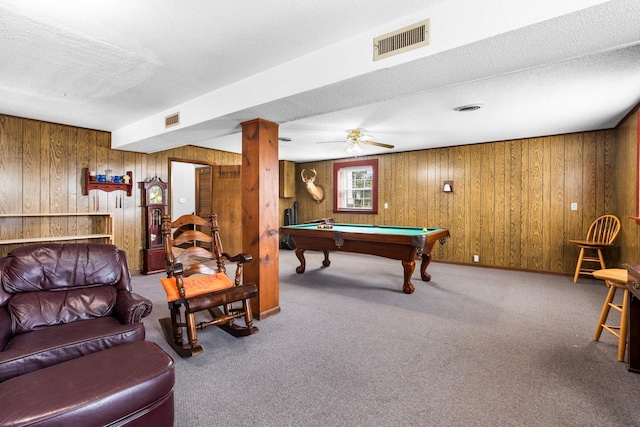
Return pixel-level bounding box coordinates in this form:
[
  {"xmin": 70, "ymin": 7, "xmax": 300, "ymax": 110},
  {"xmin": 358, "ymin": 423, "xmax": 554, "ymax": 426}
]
[{"xmin": 160, "ymin": 213, "xmax": 258, "ymax": 357}]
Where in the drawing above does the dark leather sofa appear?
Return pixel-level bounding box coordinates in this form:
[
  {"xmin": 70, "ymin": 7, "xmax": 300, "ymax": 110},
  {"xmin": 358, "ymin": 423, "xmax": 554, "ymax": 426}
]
[{"xmin": 0, "ymin": 243, "xmax": 175, "ymax": 426}]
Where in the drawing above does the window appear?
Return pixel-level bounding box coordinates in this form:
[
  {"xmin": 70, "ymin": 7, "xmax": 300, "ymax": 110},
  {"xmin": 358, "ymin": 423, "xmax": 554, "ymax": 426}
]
[{"xmin": 333, "ymin": 159, "xmax": 378, "ymax": 214}]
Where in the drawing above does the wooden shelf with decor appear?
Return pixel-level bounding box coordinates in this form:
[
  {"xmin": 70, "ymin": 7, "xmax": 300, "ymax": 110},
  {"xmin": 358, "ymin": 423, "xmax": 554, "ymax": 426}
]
[
  {"xmin": 82, "ymin": 168, "xmax": 133, "ymax": 196},
  {"xmin": 0, "ymin": 213, "xmax": 114, "ymax": 246}
]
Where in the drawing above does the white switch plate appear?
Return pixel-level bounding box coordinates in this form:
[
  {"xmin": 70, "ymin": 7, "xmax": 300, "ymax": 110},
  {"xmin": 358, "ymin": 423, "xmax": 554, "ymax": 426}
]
[
  {"xmin": 571, "ymin": 202, "xmax": 578, "ymax": 211},
  {"xmin": 384, "ymin": 202, "xmax": 388, "ymax": 209},
  {"xmin": 473, "ymin": 255, "xmax": 479, "ymax": 263}
]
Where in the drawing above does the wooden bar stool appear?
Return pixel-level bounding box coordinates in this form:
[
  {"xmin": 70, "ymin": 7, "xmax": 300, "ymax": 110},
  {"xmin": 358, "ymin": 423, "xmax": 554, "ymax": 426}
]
[{"xmin": 593, "ymin": 268, "xmax": 630, "ymax": 362}]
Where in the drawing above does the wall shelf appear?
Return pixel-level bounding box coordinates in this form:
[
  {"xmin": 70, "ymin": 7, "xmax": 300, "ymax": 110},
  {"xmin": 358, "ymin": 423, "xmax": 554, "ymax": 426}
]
[
  {"xmin": 0, "ymin": 213, "xmax": 114, "ymax": 246},
  {"xmin": 83, "ymin": 168, "xmax": 133, "ymax": 196}
]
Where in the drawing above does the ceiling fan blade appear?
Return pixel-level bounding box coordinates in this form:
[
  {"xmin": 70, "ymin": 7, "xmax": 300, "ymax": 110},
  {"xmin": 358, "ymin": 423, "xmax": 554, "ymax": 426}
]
[{"xmin": 363, "ymin": 140, "xmax": 394, "ymax": 149}]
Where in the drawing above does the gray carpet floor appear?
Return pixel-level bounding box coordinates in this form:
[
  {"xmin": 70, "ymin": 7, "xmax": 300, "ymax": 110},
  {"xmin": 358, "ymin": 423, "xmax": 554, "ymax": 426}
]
[{"xmin": 133, "ymin": 250, "xmax": 640, "ymax": 427}]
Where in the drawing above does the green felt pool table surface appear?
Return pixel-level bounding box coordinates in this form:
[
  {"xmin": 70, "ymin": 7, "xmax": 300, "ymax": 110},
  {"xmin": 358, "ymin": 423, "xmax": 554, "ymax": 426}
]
[{"xmin": 282, "ymin": 223, "xmax": 442, "ymax": 235}]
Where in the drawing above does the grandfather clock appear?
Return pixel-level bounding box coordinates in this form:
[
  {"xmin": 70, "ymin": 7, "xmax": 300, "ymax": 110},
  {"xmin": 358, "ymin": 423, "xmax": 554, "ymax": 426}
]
[{"xmin": 142, "ymin": 177, "xmax": 168, "ymax": 274}]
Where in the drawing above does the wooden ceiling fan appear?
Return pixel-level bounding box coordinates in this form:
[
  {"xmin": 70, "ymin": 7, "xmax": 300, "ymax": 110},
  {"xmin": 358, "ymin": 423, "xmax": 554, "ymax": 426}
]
[{"xmin": 318, "ymin": 129, "xmax": 394, "ymax": 154}]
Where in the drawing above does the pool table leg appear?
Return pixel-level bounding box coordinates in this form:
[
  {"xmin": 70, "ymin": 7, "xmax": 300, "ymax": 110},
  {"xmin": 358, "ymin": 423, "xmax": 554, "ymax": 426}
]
[
  {"xmin": 402, "ymin": 260, "xmax": 416, "ymax": 294},
  {"xmin": 420, "ymin": 253, "xmax": 432, "ymax": 282},
  {"xmin": 294, "ymin": 248, "xmax": 306, "ymax": 273},
  {"xmin": 322, "ymin": 250, "xmax": 331, "ymax": 267},
  {"xmin": 294, "ymin": 249, "xmax": 331, "ymax": 273}
]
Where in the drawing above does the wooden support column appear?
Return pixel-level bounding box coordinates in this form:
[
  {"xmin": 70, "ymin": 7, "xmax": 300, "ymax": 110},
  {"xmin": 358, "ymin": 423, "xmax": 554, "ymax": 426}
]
[{"xmin": 241, "ymin": 118, "xmax": 280, "ymax": 320}]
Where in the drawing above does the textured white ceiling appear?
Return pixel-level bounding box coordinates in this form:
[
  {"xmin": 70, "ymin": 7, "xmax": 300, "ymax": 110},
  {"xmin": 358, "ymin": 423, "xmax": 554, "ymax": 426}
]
[{"xmin": 1, "ymin": 0, "xmax": 639, "ymax": 162}]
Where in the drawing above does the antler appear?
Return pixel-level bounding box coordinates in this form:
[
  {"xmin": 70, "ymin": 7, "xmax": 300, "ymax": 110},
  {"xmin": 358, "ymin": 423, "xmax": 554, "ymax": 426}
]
[{"xmin": 301, "ymin": 169, "xmax": 317, "ymax": 183}]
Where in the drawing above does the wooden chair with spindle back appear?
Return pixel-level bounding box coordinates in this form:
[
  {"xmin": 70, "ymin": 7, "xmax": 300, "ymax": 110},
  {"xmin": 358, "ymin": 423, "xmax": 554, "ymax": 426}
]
[{"xmin": 569, "ymin": 214, "xmax": 621, "ymax": 283}]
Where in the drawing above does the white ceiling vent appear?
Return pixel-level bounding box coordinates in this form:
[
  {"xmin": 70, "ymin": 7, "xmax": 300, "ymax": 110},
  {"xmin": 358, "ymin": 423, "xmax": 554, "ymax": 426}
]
[
  {"xmin": 373, "ymin": 19, "xmax": 429, "ymax": 61},
  {"xmin": 165, "ymin": 112, "xmax": 180, "ymax": 128}
]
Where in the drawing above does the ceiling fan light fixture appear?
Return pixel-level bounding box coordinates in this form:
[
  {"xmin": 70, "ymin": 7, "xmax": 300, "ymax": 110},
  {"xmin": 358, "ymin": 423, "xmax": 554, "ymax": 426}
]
[{"xmin": 346, "ymin": 141, "xmax": 363, "ymax": 155}]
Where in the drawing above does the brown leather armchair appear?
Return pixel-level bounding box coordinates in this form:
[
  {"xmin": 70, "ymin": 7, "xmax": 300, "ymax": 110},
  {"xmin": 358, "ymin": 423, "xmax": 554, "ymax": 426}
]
[
  {"xmin": 0, "ymin": 243, "xmax": 175, "ymax": 426},
  {"xmin": 0, "ymin": 243, "xmax": 152, "ymax": 381}
]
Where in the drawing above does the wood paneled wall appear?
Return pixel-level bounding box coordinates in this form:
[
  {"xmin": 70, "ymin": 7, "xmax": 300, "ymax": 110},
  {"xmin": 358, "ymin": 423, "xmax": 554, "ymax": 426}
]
[
  {"xmin": 295, "ymin": 130, "xmax": 621, "ymax": 275},
  {"xmin": 0, "ymin": 114, "xmax": 242, "ymax": 271},
  {"xmin": 2, "ymin": 112, "xmax": 638, "ymax": 276},
  {"xmin": 614, "ymin": 107, "xmax": 640, "ymax": 266}
]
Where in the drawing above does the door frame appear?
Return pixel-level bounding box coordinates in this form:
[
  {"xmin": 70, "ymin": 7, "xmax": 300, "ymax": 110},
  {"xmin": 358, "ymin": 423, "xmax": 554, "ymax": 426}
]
[{"xmin": 168, "ymin": 157, "xmax": 215, "ymax": 220}]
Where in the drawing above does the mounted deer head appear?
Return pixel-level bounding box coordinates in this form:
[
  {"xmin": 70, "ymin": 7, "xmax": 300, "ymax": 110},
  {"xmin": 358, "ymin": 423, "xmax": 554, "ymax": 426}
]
[{"xmin": 301, "ymin": 168, "xmax": 325, "ymax": 204}]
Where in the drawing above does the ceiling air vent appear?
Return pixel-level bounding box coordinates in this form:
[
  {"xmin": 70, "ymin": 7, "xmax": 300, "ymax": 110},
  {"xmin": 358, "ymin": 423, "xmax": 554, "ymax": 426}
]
[
  {"xmin": 165, "ymin": 112, "xmax": 180, "ymax": 128},
  {"xmin": 374, "ymin": 19, "xmax": 430, "ymax": 61}
]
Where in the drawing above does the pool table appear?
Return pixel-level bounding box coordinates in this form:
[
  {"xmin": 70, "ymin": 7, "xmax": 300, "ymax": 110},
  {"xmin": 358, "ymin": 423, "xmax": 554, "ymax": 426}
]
[{"xmin": 280, "ymin": 223, "xmax": 450, "ymax": 294}]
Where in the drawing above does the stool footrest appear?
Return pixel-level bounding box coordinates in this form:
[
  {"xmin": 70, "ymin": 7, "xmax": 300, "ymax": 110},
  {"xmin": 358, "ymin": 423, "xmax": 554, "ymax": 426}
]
[
  {"xmin": 607, "ymin": 302, "xmax": 623, "ymax": 313},
  {"xmin": 602, "ymin": 324, "xmax": 621, "ymax": 338}
]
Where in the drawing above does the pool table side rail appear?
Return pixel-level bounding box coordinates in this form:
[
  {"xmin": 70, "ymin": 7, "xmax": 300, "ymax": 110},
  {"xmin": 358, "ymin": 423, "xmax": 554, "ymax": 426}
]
[
  {"xmin": 283, "ymin": 222, "xmax": 442, "ymax": 233},
  {"xmin": 282, "ymin": 224, "xmax": 448, "ymax": 239},
  {"xmin": 280, "ymin": 226, "xmax": 449, "ymax": 254}
]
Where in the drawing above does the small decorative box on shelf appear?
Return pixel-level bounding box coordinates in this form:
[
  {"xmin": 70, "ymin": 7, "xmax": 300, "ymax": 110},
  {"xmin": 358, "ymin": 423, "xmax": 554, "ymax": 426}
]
[{"xmin": 83, "ymin": 168, "xmax": 133, "ymax": 196}]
